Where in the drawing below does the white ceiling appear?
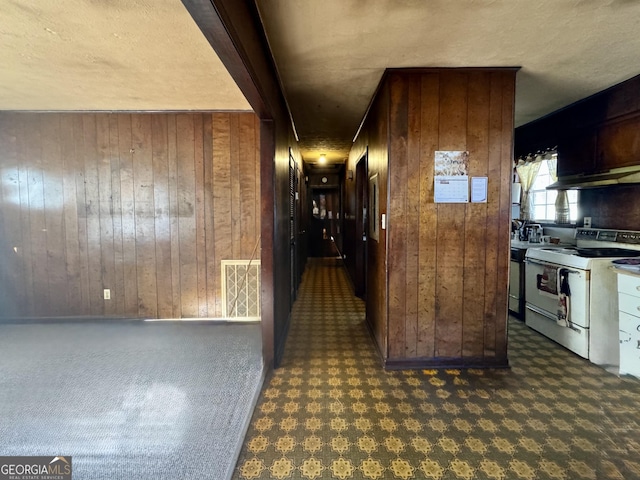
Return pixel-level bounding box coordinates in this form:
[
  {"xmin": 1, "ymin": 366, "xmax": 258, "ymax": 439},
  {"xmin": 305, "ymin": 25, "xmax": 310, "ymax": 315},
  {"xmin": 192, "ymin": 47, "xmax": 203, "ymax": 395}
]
[
  {"xmin": 256, "ymin": 0, "xmax": 640, "ymax": 163},
  {"xmin": 2, "ymin": 0, "xmax": 640, "ymax": 165},
  {"xmin": 0, "ymin": 0, "xmax": 250, "ymax": 111}
]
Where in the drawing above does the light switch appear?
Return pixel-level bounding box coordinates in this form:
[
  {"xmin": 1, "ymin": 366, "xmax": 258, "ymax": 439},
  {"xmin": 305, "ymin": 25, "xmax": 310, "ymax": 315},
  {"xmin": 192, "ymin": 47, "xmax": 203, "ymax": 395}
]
[{"xmin": 381, "ymin": 214, "xmax": 386, "ymax": 230}]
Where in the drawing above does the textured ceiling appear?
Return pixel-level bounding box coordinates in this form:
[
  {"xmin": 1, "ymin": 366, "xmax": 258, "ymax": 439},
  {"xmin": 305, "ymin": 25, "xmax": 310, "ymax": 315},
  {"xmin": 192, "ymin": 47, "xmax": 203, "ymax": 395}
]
[
  {"xmin": 0, "ymin": 0, "xmax": 250, "ymax": 111},
  {"xmin": 3, "ymin": 1, "xmax": 640, "ymax": 167},
  {"xmin": 256, "ymin": 0, "xmax": 640, "ymax": 164}
]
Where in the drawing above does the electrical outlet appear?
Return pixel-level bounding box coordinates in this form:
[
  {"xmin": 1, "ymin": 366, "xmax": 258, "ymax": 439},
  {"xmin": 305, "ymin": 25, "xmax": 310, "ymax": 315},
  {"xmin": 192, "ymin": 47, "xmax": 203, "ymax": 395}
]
[
  {"xmin": 103, "ymin": 289, "xmax": 111, "ymax": 300},
  {"xmin": 584, "ymin": 217, "xmax": 592, "ymax": 228}
]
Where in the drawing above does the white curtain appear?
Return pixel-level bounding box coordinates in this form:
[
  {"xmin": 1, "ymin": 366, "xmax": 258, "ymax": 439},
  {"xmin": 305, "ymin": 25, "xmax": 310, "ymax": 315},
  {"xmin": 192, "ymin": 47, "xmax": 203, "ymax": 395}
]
[
  {"xmin": 515, "ymin": 150, "xmax": 556, "ymax": 220},
  {"xmin": 546, "ymin": 153, "xmax": 558, "ymax": 183},
  {"xmin": 515, "ymin": 158, "xmax": 542, "ymax": 220}
]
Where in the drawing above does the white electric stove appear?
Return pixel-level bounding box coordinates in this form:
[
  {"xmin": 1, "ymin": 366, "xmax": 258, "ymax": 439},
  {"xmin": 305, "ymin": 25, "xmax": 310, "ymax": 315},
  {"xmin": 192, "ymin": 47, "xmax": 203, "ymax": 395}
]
[{"xmin": 525, "ymin": 228, "xmax": 640, "ymax": 368}]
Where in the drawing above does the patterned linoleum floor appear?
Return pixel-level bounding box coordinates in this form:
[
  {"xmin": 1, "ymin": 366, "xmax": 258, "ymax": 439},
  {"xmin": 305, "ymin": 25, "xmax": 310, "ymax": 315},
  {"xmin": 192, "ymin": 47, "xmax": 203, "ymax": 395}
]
[{"xmin": 233, "ymin": 258, "xmax": 640, "ymax": 480}]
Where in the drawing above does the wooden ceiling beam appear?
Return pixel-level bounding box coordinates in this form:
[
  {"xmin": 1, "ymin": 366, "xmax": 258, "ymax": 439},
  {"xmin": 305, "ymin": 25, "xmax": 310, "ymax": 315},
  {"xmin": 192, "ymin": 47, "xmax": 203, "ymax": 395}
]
[{"xmin": 181, "ymin": 0, "xmax": 283, "ymax": 120}]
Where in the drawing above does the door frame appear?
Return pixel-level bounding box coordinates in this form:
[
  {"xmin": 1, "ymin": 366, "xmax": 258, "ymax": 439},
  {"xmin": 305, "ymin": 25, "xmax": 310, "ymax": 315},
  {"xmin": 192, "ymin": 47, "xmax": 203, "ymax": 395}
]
[{"xmin": 354, "ymin": 151, "xmax": 368, "ymax": 298}]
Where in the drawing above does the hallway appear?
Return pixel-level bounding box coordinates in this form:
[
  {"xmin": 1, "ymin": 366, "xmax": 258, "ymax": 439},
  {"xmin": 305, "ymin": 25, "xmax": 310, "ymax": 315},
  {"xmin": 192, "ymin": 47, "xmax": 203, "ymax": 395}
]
[{"xmin": 234, "ymin": 259, "xmax": 640, "ymax": 480}]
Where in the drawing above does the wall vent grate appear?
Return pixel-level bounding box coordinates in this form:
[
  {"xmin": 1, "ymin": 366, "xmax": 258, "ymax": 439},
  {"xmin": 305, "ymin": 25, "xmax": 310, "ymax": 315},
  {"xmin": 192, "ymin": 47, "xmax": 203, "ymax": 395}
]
[{"xmin": 221, "ymin": 260, "xmax": 261, "ymax": 320}]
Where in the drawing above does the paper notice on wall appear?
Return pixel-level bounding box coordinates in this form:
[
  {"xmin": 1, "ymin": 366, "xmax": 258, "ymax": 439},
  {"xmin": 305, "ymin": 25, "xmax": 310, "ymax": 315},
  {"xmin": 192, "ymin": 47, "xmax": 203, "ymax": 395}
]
[
  {"xmin": 434, "ymin": 150, "xmax": 470, "ymax": 203},
  {"xmin": 434, "ymin": 176, "xmax": 469, "ymax": 203},
  {"xmin": 471, "ymin": 176, "xmax": 488, "ymax": 203}
]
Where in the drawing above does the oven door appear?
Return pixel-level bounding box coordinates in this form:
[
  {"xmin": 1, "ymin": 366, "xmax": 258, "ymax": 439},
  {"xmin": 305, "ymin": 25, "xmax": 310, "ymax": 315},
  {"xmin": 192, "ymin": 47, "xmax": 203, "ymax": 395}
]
[{"xmin": 524, "ymin": 259, "xmax": 590, "ymax": 328}]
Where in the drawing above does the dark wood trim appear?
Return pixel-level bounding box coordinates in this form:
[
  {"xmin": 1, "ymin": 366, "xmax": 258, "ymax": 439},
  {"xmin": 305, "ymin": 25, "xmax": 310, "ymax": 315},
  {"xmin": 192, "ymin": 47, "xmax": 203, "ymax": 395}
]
[
  {"xmin": 363, "ymin": 309, "xmax": 387, "ymax": 368},
  {"xmin": 181, "ymin": 0, "xmax": 288, "ymax": 122},
  {"xmin": 181, "ymin": 0, "xmax": 268, "ymax": 118},
  {"xmin": 181, "ymin": 0, "xmax": 299, "ymax": 371},
  {"xmin": 386, "ymin": 67, "xmax": 521, "ymax": 74},
  {"xmin": 383, "ymin": 357, "xmax": 510, "ymax": 370},
  {"xmin": 260, "ymin": 119, "xmax": 275, "ymax": 369}
]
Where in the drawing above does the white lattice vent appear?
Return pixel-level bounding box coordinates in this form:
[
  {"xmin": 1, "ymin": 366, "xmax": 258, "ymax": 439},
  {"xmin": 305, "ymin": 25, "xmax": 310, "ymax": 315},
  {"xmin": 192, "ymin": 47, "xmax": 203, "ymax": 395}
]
[{"xmin": 222, "ymin": 260, "xmax": 261, "ymax": 321}]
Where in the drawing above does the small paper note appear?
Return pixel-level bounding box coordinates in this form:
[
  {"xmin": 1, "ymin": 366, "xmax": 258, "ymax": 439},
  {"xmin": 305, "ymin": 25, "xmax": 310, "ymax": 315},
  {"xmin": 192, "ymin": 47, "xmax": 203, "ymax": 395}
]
[{"xmin": 471, "ymin": 176, "xmax": 488, "ymax": 203}]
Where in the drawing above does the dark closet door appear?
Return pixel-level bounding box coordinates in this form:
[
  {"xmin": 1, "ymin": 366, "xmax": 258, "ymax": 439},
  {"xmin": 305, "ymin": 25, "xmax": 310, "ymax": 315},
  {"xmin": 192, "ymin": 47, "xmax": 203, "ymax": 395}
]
[{"xmin": 354, "ymin": 154, "xmax": 368, "ymax": 297}]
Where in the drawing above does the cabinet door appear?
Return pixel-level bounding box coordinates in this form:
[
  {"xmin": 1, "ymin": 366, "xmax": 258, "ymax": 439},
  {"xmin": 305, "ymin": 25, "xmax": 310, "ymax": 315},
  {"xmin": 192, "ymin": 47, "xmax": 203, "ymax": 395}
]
[
  {"xmin": 597, "ymin": 115, "xmax": 640, "ymax": 171},
  {"xmin": 557, "ymin": 130, "xmax": 597, "ymax": 177},
  {"xmin": 619, "ymin": 311, "xmax": 640, "ymax": 377}
]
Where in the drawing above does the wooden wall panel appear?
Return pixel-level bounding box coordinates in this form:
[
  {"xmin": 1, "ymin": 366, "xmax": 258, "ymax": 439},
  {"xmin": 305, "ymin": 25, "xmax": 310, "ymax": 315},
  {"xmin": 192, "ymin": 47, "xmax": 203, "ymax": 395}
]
[
  {"xmin": 96, "ymin": 114, "xmax": 116, "ymax": 318},
  {"xmin": 347, "ymin": 68, "xmax": 516, "ymax": 368},
  {"xmin": 167, "ymin": 114, "xmax": 182, "ymax": 318},
  {"xmin": 0, "ymin": 116, "xmax": 23, "ymax": 317},
  {"xmin": 495, "ymin": 73, "xmax": 515, "ymax": 362},
  {"xmin": 0, "ymin": 111, "xmax": 260, "ymax": 320},
  {"xmin": 151, "ymin": 115, "xmax": 173, "ymax": 319},
  {"xmin": 41, "ymin": 115, "xmax": 66, "ymax": 316},
  {"xmin": 388, "ymin": 73, "xmax": 409, "ymax": 360},
  {"xmin": 203, "ymin": 114, "xmax": 216, "ymax": 316},
  {"xmin": 132, "ymin": 114, "xmax": 158, "ymax": 318},
  {"xmin": 176, "ymin": 114, "xmax": 198, "ymax": 317},
  {"xmin": 434, "ymin": 72, "xmax": 468, "ymax": 360},
  {"xmin": 365, "ymin": 86, "xmax": 390, "ymax": 359},
  {"xmin": 193, "ymin": 114, "xmax": 207, "ymax": 317},
  {"xmin": 212, "ymin": 114, "xmax": 232, "ymax": 315},
  {"xmin": 417, "ymin": 74, "xmax": 439, "ymax": 359},
  {"xmin": 404, "ymin": 76, "xmax": 422, "ymax": 359},
  {"xmin": 108, "ymin": 115, "xmax": 125, "ymax": 315},
  {"xmin": 117, "ymin": 114, "xmax": 139, "ymax": 316},
  {"xmin": 83, "ymin": 114, "xmax": 103, "ymax": 315},
  {"xmin": 463, "ymin": 72, "xmax": 490, "ymax": 359},
  {"xmin": 27, "ymin": 116, "xmax": 48, "ymax": 317}
]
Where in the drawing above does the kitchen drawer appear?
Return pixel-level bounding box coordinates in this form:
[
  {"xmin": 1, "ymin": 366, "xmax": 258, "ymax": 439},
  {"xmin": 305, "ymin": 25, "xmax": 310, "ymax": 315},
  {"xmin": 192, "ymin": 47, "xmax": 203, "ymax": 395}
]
[
  {"xmin": 618, "ymin": 292, "xmax": 640, "ymax": 316},
  {"xmin": 617, "ymin": 274, "xmax": 640, "ymax": 298}
]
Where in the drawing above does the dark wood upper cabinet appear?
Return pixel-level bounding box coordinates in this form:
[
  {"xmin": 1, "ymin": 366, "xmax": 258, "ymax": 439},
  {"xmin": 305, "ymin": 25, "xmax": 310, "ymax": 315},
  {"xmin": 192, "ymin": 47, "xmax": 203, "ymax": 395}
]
[
  {"xmin": 557, "ymin": 129, "xmax": 597, "ymax": 177},
  {"xmin": 596, "ymin": 114, "xmax": 640, "ymax": 171},
  {"xmin": 517, "ymin": 74, "xmax": 640, "ymax": 176}
]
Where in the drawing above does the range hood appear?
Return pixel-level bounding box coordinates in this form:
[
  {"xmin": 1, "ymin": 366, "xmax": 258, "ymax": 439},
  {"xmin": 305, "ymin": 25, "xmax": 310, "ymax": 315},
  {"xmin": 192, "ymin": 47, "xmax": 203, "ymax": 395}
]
[{"xmin": 547, "ymin": 165, "xmax": 640, "ymax": 190}]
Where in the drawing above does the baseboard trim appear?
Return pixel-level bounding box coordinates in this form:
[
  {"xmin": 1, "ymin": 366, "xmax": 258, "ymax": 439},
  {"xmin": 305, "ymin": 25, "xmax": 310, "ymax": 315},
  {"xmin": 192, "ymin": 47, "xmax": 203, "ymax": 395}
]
[{"xmin": 383, "ymin": 356, "xmax": 510, "ymax": 370}]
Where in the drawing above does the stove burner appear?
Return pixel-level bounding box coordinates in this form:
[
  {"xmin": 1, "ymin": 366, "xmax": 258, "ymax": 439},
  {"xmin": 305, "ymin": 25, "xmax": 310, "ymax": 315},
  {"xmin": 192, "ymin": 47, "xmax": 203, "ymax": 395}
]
[{"xmin": 575, "ymin": 248, "xmax": 640, "ymax": 258}]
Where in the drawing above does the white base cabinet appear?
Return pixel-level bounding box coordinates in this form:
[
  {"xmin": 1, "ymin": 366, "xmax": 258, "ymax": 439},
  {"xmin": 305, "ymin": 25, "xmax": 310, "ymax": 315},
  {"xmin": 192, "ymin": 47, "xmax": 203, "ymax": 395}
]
[{"xmin": 616, "ymin": 272, "xmax": 640, "ymax": 378}]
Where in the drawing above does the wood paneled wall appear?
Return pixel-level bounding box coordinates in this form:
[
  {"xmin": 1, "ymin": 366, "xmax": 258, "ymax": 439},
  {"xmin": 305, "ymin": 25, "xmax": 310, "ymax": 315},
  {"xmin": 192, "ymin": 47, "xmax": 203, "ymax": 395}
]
[
  {"xmin": 346, "ymin": 68, "xmax": 517, "ymax": 368},
  {"xmin": 346, "ymin": 84, "xmax": 390, "ymax": 357},
  {"xmin": 0, "ymin": 111, "xmax": 260, "ymax": 319},
  {"xmin": 268, "ymin": 116, "xmax": 303, "ymax": 367}
]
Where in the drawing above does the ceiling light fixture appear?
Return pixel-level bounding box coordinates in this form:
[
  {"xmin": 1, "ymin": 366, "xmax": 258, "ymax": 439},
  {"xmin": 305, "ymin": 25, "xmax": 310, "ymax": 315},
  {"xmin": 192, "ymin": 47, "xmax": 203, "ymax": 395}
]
[{"xmin": 319, "ymin": 154, "xmax": 326, "ymax": 164}]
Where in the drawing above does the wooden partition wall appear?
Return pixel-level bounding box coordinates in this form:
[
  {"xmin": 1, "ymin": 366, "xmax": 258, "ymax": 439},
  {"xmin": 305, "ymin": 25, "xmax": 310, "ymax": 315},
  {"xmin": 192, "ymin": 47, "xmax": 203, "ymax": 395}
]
[
  {"xmin": 0, "ymin": 111, "xmax": 260, "ymax": 319},
  {"xmin": 346, "ymin": 68, "xmax": 517, "ymax": 368}
]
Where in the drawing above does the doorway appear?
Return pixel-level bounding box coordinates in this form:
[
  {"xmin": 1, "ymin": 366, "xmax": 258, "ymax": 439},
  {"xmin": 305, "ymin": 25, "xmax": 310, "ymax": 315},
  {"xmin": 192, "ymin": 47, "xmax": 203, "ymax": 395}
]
[{"xmin": 309, "ymin": 188, "xmax": 341, "ymax": 257}]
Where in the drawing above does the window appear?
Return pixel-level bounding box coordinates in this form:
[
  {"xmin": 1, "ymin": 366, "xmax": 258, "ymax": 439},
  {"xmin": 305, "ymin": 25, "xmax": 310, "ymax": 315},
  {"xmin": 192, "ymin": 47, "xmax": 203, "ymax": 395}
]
[{"xmin": 530, "ymin": 159, "xmax": 578, "ymax": 222}]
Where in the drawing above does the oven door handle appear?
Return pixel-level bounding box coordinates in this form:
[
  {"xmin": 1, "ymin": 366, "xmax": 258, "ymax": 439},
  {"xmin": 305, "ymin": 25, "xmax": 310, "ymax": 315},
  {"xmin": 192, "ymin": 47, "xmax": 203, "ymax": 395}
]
[
  {"xmin": 525, "ymin": 303, "xmax": 583, "ymax": 333},
  {"xmin": 526, "ymin": 302, "xmax": 557, "ymax": 320},
  {"xmin": 524, "ymin": 259, "xmax": 583, "ymax": 275}
]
